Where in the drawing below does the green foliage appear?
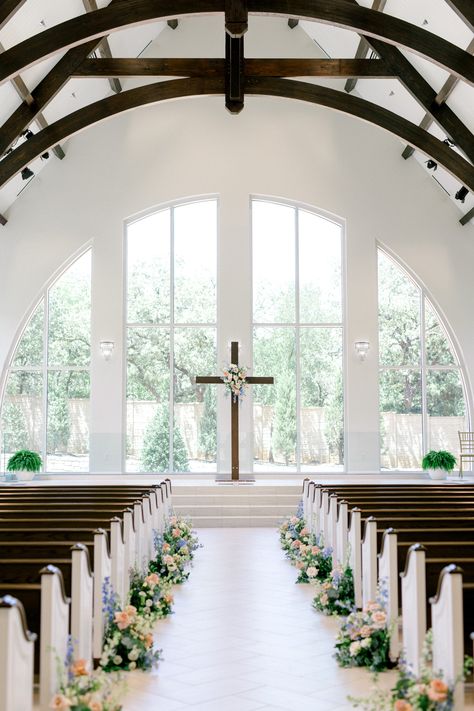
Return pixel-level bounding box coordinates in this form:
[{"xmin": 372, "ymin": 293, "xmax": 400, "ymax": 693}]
[
  {"xmin": 274, "ymin": 370, "xmax": 297, "ymax": 465},
  {"xmin": 7, "ymin": 449, "xmax": 42, "ymax": 472},
  {"xmin": 198, "ymin": 387, "xmax": 217, "ymax": 461},
  {"xmin": 422, "ymin": 450, "xmax": 456, "ymax": 471},
  {"xmin": 141, "ymin": 406, "xmax": 189, "ymax": 472},
  {"xmin": 324, "ymin": 371, "xmax": 344, "ymax": 464},
  {"xmin": 48, "ymin": 391, "xmax": 71, "ymax": 452},
  {"xmin": 1, "ymin": 403, "xmax": 28, "ymax": 452},
  {"xmin": 312, "ymin": 566, "xmax": 355, "ymax": 616}
]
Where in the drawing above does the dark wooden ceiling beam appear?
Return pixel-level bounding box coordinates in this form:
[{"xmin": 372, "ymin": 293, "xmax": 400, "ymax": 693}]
[
  {"xmin": 0, "ymin": 0, "xmax": 27, "ymax": 31},
  {"xmin": 225, "ymin": 35, "xmax": 244, "ymax": 112},
  {"xmin": 443, "ymin": 0, "xmax": 474, "ymax": 32},
  {"xmin": 73, "ymin": 57, "xmax": 392, "ymax": 78},
  {"xmin": 225, "ymin": 0, "xmax": 247, "ymax": 37},
  {"xmin": 0, "ymin": 0, "xmax": 473, "ymax": 86},
  {"xmin": 345, "ymin": 0, "xmax": 387, "ymax": 93},
  {"xmin": 0, "ymin": 76, "xmax": 473, "ymax": 192},
  {"xmin": 460, "ymin": 206, "xmax": 474, "ymax": 226},
  {"xmin": 225, "ymin": 0, "xmax": 247, "ymax": 110},
  {"xmin": 402, "ymin": 37, "xmax": 474, "ymax": 160},
  {"xmin": 0, "ymin": 39, "xmax": 100, "ymax": 157},
  {"xmin": 339, "ymin": 0, "xmax": 474, "ymax": 163},
  {"xmin": 0, "ymin": 41, "xmax": 65, "ymax": 160},
  {"xmin": 81, "ymin": 0, "xmax": 122, "ymax": 94},
  {"xmin": 367, "ymin": 37, "xmax": 474, "ymax": 164}
]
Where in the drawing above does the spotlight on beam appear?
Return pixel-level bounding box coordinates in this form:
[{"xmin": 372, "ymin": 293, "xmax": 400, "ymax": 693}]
[
  {"xmin": 426, "ymin": 159, "xmax": 437, "ymax": 171},
  {"xmin": 21, "ymin": 166, "xmax": 34, "ymax": 180},
  {"xmin": 41, "ymin": 151, "xmax": 49, "ymax": 160},
  {"xmin": 22, "ymin": 129, "xmax": 34, "ymax": 140},
  {"xmin": 455, "ymin": 186, "xmax": 469, "ymax": 203}
]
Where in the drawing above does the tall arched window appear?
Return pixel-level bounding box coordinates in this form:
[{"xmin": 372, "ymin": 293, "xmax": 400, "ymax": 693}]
[
  {"xmin": 252, "ymin": 199, "xmax": 344, "ymax": 472},
  {"xmin": 378, "ymin": 249, "xmax": 468, "ymax": 470},
  {"xmin": 126, "ymin": 199, "xmax": 217, "ymax": 473},
  {"xmin": 0, "ymin": 250, "xmax": 91, "ymax": 472}
]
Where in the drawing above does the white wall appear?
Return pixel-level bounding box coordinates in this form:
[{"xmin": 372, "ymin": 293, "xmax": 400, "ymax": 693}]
[{"xmin": 0, "ymin": 87, "xmax": 473, "ymax": 472}]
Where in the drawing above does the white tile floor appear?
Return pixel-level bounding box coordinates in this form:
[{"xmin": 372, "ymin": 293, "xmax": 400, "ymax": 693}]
[{"xmin": 121, "ymin": 529, "xmax": 397, "ymax": 711}]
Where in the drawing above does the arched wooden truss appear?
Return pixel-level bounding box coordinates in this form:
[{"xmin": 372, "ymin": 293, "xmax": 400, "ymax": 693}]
[{"xmin": 0, "ymin": 0, "xmax": 473, "ymax": 225}]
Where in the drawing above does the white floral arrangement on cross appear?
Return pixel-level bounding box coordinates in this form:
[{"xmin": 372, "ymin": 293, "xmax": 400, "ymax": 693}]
[{"xmin": 221, "ymin": 363, "xmax": 248, "ymax": 402}]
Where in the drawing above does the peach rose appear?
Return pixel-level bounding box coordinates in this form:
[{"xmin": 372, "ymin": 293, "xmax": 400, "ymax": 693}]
[
  {"xmin": 300, "ymin": 528, "xmax": 309, "ymax": 536},
  {"xmin": 162, "ymin": 542, "xmax": 171, "ymax": 552},
  {"xmin": 145, "ymin": 573, "xmax": 160, "ymax": 587},
  {"xmin": 164, "ymin": 594, "xmax": 174, "ymax": 604},
  {"xmin": 359, "ymin": 625, "xmax": 372, "ymax": 638},
  {"xmin": 311, "ymin": 546, "xmax": 320, "ymax": 555},
  {"xmin": 50, "ymin": 695, "xmax": 72, "ymax": 710},
  {"xmin": 371, "ymin": 610, "xmax": 386, "ymax": 626},
  {"xmin": 172, "ymin": 528, "xmax": 182, "ymax": 538},
  {"xmin": 295, "ymin": 561, "xmax": 304, "ymax": 569},
  {"xmin": 394, "ymin": 701, "xmax": 413, "ymax": 711},
  {"xmin": 114, "ymin": 610, "xmax": 132, "ymax": 630},
  {"xmin": 71, "ymin": 658, "xmax": 89, "ymax": 676},
  {"xmin": 145, "ymin": 633, "xmax": 154, "ymax": 648},
  {"xmin": 89, "ymin": 702, "xmax": 103, "ymax": 711},
  {"xmin": 428, "ymin": 679, "xmax": 448, "ymax": 702}
]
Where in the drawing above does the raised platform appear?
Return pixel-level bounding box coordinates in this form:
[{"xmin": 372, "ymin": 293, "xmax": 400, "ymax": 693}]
[{"xmin": 172, "ymin": 484, "xmax": 301, "ymax": 527}]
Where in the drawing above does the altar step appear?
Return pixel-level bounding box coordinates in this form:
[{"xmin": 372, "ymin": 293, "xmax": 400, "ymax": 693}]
[{"xmin": 172, "ymin": 484, "xmax": 301, "ymax": 527}]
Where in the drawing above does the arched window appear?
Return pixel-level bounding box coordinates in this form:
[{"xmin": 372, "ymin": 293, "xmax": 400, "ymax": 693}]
[
  {"xmin": 378, "ymin": 249, "xmax": 468, "ymax": 470},
  {"xmin": 126, "ymin": 199, "xmax": 217, "ymax": 473},
  {"xmin": 252, "ymin": 199, "xmax": 344, "ymax": 472},
  {"xmin": 1, "ymin": 250, "xmax": 91, "ymax": 472}
]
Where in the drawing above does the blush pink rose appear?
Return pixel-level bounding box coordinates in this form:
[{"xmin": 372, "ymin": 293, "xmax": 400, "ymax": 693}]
[{"xmin": 427, "ymin": 679, "xmax": 448, "ymax": 702}]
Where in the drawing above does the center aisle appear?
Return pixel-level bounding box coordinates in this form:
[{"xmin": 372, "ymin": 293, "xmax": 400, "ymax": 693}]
[{"xmin": 122, "ymin": 529, "xmax": 394, "ymax": 711}]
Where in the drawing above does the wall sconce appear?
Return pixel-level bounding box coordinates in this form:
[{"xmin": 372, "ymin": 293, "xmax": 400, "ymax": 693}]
[
  {"xmin": 100, "ymin": 340, "xmax": 115, "ymax": 361},
  {"xmin": 354, "ymin": 340, "xmax": 370, "ymax": 361}
]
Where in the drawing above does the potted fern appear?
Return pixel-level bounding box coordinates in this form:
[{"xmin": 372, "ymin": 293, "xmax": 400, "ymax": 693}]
[
  {"xmin": 6, "ymin": 450, "xmax": 42, "ymax": 481},
  {"xmin": 421, "ymin": 450, "xmax": 456, "ymax": 480}
]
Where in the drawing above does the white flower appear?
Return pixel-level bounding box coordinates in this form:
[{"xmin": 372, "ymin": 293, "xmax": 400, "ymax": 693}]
[
  {"xmin": 360, "ymin": 637, "xmax": 371, "ymax": 648},
  {"xmin": 349, "ymin": 641, "xmax": 361, "ymax": 656},
  {"xmin": 113, "ymin": 655, "xmax": 122, "ymax": 665},
  {"xmin": 128, "ymin": 648, "xmax": 140, "ymax": 661}
]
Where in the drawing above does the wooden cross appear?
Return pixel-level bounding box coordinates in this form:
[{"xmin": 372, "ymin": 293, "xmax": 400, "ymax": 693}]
[{"xmin": 196, "ymin": 341, "xmax": 274, "ymax": 481}]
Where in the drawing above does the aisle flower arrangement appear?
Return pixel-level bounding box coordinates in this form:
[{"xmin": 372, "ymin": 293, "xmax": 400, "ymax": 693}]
[
  {"xmin": 150, "ymin": 515, "xmax": 201, "ymax": 583},
  {"xmin": 312, "ymin": 564, "xmax": 355, "ymax": 616},
  {"xmin": 295, "ymin": 541, "xmax": 333, "ymax": 583},
  {"xmin": 221, "ymin": 363, "xmax": 248, "ymax": 402},
  {"xmin": 335, "ymin": 596, "xmax": 391, "ymax": 672},
  {"xmin": 350, "ymin": 631, "xmax": 473, "ymax": 710},
  {"xmin": 128, "ymin": 570, "xmax": 174, "ymax": 619},
  {"xmin": 100, "ymin": 592, "xmax": 162, "ymax": 673},
  {"xmin": 51, "ymin": 640, "xmax": 125, "ymax": 710},
  {"xmin": 51, "ymin": 510, "xmax": 201, "ymax": 709}
]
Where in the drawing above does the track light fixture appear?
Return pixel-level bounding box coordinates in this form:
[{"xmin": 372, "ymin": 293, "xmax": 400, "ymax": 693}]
[
  {"xmin": 426, "ymin": 159, "xmax": 437, "ymax": 171},
  {"xmin": 41, "ymin": 151, "xmax": 49, "ymax": 160},
  {"xmin": 21, "ymin": 166, "xmax": 34, "ymax": 180},
  {"xmin": 22, "ymin": 129, "xmax": 34, "ymax": 140},
  {"xmin": 443, "ymin": 138, "xmax": 455, "ymax": 148},
  {"xmin": 455, "ymin": 186, "xmax": 469, "ymax": 203}
]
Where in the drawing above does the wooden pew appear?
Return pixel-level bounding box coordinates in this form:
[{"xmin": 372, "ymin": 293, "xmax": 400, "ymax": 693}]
[
  {"xmin": 0, "ymin": 481, "xmax": 172, "ymax": 699},
  {"xmin": 0, "ymin": 595, "xmax": 36, "ymax": 711}
]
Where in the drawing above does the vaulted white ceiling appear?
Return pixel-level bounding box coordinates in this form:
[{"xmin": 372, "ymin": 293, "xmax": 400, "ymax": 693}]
[{"xmin": 0, "ymin": 0, "xmax": 472, "ymax": 224}]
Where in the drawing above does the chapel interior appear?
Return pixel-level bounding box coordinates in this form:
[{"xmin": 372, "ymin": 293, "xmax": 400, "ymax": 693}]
[{"xmin": 0, "ymin": 1, "xmax": 473, "ymax": 710}]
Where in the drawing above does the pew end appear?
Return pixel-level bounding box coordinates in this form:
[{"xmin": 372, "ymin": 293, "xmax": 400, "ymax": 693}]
[
  {"xmin": 0, "ymin": 595, "xmax": 36, "ymax": 711},
  {"xmin": 430, "ymin": 565, "xmax": 464, "ymax": 711}
]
